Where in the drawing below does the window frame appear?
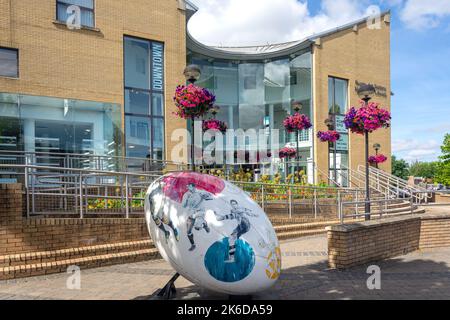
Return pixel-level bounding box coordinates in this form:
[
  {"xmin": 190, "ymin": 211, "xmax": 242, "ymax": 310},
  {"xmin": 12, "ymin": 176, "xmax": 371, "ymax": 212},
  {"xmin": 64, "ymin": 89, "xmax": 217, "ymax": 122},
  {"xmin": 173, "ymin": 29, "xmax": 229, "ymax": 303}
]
[
  {"xmin": 123, "ymin": 36, "xmax": 165, "ymax": 160},
  {"xmin": 0, "ymin": 47, "xmax": 19, "ymax": 79},
  {"xmin": 56, "ymin": 0, "xmax": 96, "ymax": 28}
]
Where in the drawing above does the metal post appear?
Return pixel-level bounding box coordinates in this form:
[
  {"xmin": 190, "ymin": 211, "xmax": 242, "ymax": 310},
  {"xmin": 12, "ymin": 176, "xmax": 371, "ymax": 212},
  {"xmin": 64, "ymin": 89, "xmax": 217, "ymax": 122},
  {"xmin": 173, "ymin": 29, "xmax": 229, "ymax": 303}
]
[
  {"xmin": 24, "ymin": 158, "xmax": 30, "ymax": 219},
  {"xmin": 125, "ymin": 174, "xmax": 130, "ymax": 219},
  {"xmin": 410, "ymin": 196, "xmax": 414, "ymax": 214},
  {"xmin": 337, "ymin": 190, "xmax": 341, "ymax": 220},
  {"xmin": 191, "ymin": 118, "xmax": 196, "ymax": 172},
  {"xmin": 296, "ymin": 130, "xmax": 300, "ymax": 174},
  {"xmin": 288, "ymin": 186, "xmax": 292, "ymax": 219},
  {"xmin": 364, "ymin": 131, "xmax": 371, "ymax": 221},
  {"xmin": 313, "ymin": 188, "xmax": 318, "ymax": 219},
  {"xmin": 79, "ymin": 172, "xmax": 83, "ymax": 219}
]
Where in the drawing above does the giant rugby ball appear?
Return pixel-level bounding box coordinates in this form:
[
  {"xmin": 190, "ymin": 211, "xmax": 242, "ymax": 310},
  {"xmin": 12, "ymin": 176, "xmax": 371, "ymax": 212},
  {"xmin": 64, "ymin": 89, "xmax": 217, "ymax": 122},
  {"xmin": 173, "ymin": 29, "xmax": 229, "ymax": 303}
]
[{"xmin": 145, "ymin": 172, "xmax": 281, "ymax": 295}]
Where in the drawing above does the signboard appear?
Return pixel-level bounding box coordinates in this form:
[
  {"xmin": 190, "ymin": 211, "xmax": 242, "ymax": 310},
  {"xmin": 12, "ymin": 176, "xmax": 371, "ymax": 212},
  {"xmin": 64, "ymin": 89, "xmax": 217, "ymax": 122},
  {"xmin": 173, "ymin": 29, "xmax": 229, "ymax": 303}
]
[
  {"xmin": 336, "ymin": 134, "xmax": 349, "ymax": 151},
  {"xmin": 355, "ymin": 80, "xmax": 387, "ymax": 97},
  {"xmin": 152, "ymin": 42, "xmax": 164, "ymax": 91},
  {"xmin": 335, "ymin": 115, "xmax": 347, "ymax": 134}
]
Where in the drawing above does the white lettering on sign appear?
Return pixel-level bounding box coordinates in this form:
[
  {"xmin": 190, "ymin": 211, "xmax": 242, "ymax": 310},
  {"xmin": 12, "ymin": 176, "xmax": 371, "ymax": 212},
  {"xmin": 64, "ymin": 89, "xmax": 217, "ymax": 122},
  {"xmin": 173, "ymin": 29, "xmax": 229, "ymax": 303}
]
[{"xmin": 152, "ymin": 43, "xmax": 164, "ymax": 91}]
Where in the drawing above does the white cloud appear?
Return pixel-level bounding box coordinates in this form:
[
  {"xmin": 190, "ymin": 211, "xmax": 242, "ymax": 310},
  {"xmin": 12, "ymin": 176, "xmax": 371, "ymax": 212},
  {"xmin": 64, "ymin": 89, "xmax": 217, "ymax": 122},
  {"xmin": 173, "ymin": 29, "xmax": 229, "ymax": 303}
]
[
  {"xmin": 393, "ymin": 138, "xmax": 441, "ymax": 162},
  {"xmin": 400, "ymin": 0, "xmax": 450, "ymax": 30},
  {"xmin": 188, "ymin": 0, "xmax": 371, "ymax": 46}
]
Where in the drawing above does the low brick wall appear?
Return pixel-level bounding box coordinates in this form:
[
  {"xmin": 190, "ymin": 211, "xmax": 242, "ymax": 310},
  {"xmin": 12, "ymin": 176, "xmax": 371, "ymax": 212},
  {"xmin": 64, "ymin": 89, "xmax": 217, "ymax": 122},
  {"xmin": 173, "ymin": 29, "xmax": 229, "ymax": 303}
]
[
  {"xmin": 435, "ymin": 194, "xmax": 450, "ymax": 204},
  {"xmin": 0, "ymin": 184, "xmax": 150, "ymax": 256},
  {"xmin": 327, "ymin": 212, "xmax": 450, "ymax": 269}
]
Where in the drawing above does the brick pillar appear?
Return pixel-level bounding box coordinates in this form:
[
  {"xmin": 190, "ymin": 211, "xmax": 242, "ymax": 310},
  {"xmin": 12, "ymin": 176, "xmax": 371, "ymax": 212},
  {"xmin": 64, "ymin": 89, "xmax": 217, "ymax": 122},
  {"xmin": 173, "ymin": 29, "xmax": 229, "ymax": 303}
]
[{"xmin": 0, "ymin": 184, "xmax": 23, "ymax": 225}]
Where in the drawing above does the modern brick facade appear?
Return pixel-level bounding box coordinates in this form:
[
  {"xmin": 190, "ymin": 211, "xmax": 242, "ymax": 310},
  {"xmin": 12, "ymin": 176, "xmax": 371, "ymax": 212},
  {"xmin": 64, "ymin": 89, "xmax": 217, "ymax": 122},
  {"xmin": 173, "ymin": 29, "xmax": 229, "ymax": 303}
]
[{"xmin": 0, "ymin": 0, "xmax": 187, "ymax": 162}]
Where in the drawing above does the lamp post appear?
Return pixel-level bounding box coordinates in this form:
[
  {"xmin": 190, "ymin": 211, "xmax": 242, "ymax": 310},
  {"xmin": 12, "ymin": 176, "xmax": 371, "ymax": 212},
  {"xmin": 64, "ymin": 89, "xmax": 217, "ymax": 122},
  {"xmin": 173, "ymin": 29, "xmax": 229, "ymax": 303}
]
[
  {"xmin": 325, "ymin": 117, "xmax": 337, "ymax": 186},
  {"xmin": 358, "ymin": 84, "xmax": 376, "ymax": 221},
  {"xmin": 373, "ymin": 143, "xmax": 381, "ymax": 169},
  {"xmin": 184, "ymin": 65, "xmax": 201, "ymax": 171},
  {"xmin": 291, "ymin": 100, "xmax": 303, "ymax": 176}
]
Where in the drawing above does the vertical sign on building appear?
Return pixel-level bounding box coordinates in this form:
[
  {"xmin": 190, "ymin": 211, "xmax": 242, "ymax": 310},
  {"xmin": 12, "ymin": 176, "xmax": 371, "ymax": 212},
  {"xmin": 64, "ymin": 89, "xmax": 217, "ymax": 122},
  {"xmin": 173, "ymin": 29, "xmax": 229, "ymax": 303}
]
[{"xmin": 152, "ymin": 42, "xmax": 164, "ymax": 91}]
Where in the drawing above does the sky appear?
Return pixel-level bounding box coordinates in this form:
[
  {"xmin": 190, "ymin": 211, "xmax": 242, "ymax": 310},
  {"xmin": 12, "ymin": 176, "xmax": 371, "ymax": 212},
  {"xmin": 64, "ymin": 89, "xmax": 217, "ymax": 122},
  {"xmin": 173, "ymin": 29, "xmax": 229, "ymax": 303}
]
[{"xmin": 188, "ymin": 0, "xmax": 450, "ymax": 163}]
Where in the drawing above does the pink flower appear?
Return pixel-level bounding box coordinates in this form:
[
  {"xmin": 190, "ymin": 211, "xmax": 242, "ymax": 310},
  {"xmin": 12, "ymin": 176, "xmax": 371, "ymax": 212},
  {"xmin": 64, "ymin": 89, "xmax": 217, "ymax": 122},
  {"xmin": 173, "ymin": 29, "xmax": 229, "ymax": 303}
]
[
  {"xmin": 279, "ymin": 147, "xmax": 297, "ymax": 159},
  {"xmin": 283, "ymin": 113, "xmax": 312, "ymax": 133},
  {"xmin": 317, "ymin": 131, "xmax": 340, "ymax": 143},
  {"xmin": 173, "ymin": 84, "xmax": 216, "ymax": 119},
  {"xmin": 344, "ymin": 101, "xmax": 391, "ymax": 135}
]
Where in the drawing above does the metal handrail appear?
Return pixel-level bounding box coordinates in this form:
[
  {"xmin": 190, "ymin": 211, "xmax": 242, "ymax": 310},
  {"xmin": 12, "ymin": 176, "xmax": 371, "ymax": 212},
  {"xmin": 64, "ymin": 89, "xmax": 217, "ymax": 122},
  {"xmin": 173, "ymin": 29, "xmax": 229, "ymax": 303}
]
[{"xmin": 339, "ymin": 197, "xmax": 415, "ymax": 223}]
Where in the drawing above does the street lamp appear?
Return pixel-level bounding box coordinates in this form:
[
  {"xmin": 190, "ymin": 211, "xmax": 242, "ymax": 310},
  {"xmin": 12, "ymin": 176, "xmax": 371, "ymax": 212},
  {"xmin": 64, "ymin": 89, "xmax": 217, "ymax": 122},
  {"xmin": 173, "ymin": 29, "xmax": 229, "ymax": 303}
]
[
  {"xmin": 291, "ymin": 100, "xmax": 303, "ymax": 175},
  {"xmin": 357, "ymin": 83, "xmax": 376, "ymax": 221},
  {"xmin": 184, "ymin": 65, "xmax": 202, "ymax": 171},
  {"xmin": 184, "ymin": 65, "xmax": 201, "ymax": 84},
  {"xmin": 210, "ymin": 105, "xmax": 220, "ymax": 119},
  {"xmin": 373, "ymin": 143, "xmax": 381, "ymax": 169}
]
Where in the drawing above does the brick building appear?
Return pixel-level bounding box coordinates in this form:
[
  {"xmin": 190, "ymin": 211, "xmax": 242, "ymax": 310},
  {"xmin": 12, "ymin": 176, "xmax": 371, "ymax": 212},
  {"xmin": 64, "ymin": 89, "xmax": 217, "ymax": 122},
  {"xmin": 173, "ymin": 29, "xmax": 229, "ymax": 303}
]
[{"xmin": 0, "ymin": 0, "xmax": 392, "ymax": 185}]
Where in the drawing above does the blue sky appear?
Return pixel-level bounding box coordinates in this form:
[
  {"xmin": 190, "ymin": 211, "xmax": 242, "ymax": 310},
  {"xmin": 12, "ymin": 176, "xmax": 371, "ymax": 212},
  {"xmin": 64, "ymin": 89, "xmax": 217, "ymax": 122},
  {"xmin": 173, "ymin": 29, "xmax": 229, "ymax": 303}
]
[{"xmin": 189, "ymin": 0, "xmax": 450, "ymax": 163}]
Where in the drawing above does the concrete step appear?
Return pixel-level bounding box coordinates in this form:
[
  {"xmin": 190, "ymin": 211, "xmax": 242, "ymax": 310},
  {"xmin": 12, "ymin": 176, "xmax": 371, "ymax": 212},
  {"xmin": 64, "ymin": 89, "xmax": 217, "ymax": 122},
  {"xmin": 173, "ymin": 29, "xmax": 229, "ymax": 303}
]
[
  {"xmin": 0, "ymin": 248, "xmax": 160, "ymax": 281},
  {"xmin": 277, "ymin": 229, "xmax": 328, "ymax": 240},
  {"xmin": 274, "ymin": 221, "xmax": 340, "ymax": 233},
  {"xmin": 0, "ymin": 239, "xmax": 153, "ymax": 268}
]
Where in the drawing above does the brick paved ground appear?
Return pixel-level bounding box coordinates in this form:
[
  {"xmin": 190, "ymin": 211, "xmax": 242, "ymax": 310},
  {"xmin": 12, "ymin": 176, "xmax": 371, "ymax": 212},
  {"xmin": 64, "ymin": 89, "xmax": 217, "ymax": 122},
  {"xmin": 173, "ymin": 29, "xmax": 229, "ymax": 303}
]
[{"xmin": 1, "ymin": 234, "xmax": 450, "ymax": 300}]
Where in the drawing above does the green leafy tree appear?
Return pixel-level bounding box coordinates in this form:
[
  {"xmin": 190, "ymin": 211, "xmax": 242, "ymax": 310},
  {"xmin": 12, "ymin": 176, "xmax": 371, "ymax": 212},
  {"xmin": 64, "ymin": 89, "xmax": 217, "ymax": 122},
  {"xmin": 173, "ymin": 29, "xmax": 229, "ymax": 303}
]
[
  {"xmin": 392, "ymin": 155, "xmax": 409, "ymax": 180},
  {"xmin": 409, "ymin": 161, "xmax": 439, "ymax": 179},
  {"xmin": 436, "ymin": 134, "xmax": 450, "ymax": 186}
]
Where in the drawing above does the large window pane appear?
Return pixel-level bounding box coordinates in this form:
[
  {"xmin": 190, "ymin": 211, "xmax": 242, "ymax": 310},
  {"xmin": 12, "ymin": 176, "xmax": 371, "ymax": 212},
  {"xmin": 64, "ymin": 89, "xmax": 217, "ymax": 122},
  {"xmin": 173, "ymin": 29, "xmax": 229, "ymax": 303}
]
[
  {"xmin": 152, "ymin": 93, "xmax": 164, "ymax": 116},
  {"xmin": 334, "ymin": 78, "xmax": 348, "ymax": 114},
  {"xmin": 152, "ymin": 118, "xmax": 164, "ymax": 160},
  {"xmin": 0, "ymin": 48, "xmax": 18, "ymax": 78},
  {"xmin": 124, "ymin": 37, "xmax": 150, "ymax": 90},
  {"xmin": 125, "ymin": 89, "xmax": 150, "ymax": 115},
  {"xmin": 125, "ymin": 116, "xmax": 151, "ymax": 158}
]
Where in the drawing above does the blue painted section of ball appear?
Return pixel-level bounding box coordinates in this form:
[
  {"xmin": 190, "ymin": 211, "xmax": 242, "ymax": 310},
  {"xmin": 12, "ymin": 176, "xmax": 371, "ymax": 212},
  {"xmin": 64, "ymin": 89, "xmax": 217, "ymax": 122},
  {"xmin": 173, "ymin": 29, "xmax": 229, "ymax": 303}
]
[{"xmin": 204, "ymin": 238, "xmax": 255, "ymax": 283}]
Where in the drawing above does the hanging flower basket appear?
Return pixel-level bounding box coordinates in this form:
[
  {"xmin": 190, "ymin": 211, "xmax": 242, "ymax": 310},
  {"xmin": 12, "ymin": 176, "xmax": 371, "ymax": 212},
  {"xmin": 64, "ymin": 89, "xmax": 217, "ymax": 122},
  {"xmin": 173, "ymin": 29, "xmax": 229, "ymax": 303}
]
[
  {"xmin": 279, "ymin": 147, "xmax": 297, "ymax": 159},
  {"xmin": 202, "ymin": 119, "xmax": 227, "ymax": 133},
  {"xmin": 368, "ymin": 154, "xmax": 388, "ymax": 165},
  {"xmin": 283, "ymin": 113, "xmax": 312, "ymax": 133},
  {"xmin": 344, "ymin": 101, "xmax": 391, "ymax": 135},
  {"xmin": 173, "ymin": 84, "xmax": 216, "ymax": 119},
  {"xmin": 317, "ymin": 130, "xmax": 340, "ymax": 143}
]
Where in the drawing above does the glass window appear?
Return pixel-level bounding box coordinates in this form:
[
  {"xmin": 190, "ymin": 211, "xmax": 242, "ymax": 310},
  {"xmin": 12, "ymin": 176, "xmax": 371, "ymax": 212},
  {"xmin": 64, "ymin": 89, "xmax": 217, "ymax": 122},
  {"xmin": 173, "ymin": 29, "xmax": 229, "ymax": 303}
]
[
  {"xmin": 124, "ymin": 36, "xmax": 165, "ymax": 160},
  {"xmin": 57, "ymin": 0, "xmax": 94, "ymax": 28},
  {"xmin": 125, "ymin": 89, "xmax": 150, "ymax": 115},
  {"xmin": 152, "ymin": 93, "xmax": 164, "ymax": 117},
  {"xmin": 0, "ymin": 92, "xmax": 123, "ymax": 164},
  {"xmin": 124, "ymin": 37, "xmax": 151, "ymax": 90},
  {"xmin": 125, "ymin": 116, "xmax": 151, "ymax": 158},
  {"xmin": 328, "ymin": 77, "xmax": 348, "ymax": 115},
  {"xmin": 0, "ymin": 48, "xmax": 18, "ymax": 78}
]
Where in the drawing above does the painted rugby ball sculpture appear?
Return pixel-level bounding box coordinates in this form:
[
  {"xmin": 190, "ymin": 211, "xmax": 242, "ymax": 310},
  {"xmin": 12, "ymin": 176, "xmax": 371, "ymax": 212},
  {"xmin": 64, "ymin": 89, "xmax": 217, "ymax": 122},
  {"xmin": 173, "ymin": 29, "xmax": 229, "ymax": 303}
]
[{"xmin": 145, "ymin": 172, "xmax": 281, "ymax": 295}]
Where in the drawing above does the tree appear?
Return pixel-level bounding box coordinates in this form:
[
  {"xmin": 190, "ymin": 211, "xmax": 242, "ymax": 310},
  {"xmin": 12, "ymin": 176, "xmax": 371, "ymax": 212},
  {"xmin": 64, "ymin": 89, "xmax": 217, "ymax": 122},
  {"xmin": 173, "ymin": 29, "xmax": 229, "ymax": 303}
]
[
  {"xmin": 409, "ymin": 161, "xmax": 439, "ymax": 179},
  {"xmin": 436, "ymin": 133, "xmax": 450, "ymax": 186},
  {"xmin": 392, "ymin": 155, "xmax": 409, "ymax": 180}
]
